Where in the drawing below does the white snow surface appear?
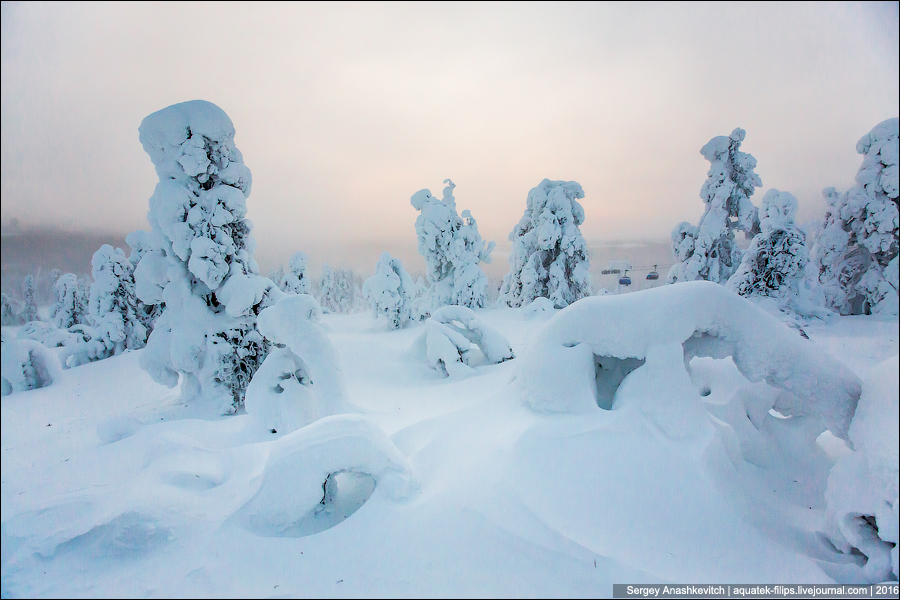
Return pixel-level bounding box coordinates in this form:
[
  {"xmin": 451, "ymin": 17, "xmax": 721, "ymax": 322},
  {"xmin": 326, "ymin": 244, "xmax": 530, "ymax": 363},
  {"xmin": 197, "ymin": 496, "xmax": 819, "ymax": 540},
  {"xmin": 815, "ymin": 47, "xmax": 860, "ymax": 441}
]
[{"xmin": 2, "ymin": 294, "xmax": 898, "ymax": 597}]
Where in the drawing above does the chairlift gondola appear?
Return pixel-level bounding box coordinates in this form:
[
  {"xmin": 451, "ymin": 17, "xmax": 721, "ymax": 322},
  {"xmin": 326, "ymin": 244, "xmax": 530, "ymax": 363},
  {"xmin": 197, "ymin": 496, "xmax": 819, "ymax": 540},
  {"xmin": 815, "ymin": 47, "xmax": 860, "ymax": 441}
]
[
  {"xmin": 619, "ymin": 270, "xmax": 632, "ymax": 286},
  {"xmin": 646, "ymin": 265, "xmax": 659, "ymax": 281}
]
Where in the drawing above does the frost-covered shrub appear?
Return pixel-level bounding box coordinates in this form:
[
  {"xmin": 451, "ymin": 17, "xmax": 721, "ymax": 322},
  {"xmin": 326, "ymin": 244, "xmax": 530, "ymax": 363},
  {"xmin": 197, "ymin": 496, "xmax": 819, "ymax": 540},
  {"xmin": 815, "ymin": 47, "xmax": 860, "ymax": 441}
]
[
  {"xmin": 411, "ymin": 179, "xmax": 495, "ymax": 309},
  {"xmin": 421, "ymin": 305, "xmax": 514, "ymax": 378},
  {"xmin": 1, "ymin": 339, "xmax": 63, "ymax": 396},
  {"xmin": 244, "ymin": 294, "xmax": 352, "ymax": 434},
  {"xmin": 362, "ymin": 252, "xmax": 417, "ymax": 330},
  {"xmin": 20, "ymin": 275, "xmax": 38, "ymax": 324},
  {"xmin": 280, "ymin": 251, "xmax": 311, "ymax": 295},
  {"xmin": 824, "ymin": 355, "xmax": 899, "ymax": 582},
  {"xmin": 812, "ymin": 118, "xmax": 899, "ymax": 316},
  {"xmin": 131, "ymin": 100, "xmax": 271, "ymax": 413},
  {"xmin": 669, "ymin": 128, "xmax": 762, "ymax": 284},
  {"xmin": 51, "ymin": 274, "xmax": 86, "ymax": 329},
  {"xmin": 518, "ymin": 281, "xmax": 860, "ymax": 441},
  {"xmin": 499, "ymin": 179, "xmax": 592, "ymax": 308}
]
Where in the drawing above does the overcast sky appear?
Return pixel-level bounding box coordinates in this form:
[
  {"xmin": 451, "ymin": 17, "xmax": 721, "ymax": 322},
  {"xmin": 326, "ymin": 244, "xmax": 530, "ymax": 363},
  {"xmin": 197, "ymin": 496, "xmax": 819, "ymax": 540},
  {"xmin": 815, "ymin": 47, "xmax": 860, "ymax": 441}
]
[{"xmin": 2, "ymin": 2, "xmax": 898, "ymax": 273}]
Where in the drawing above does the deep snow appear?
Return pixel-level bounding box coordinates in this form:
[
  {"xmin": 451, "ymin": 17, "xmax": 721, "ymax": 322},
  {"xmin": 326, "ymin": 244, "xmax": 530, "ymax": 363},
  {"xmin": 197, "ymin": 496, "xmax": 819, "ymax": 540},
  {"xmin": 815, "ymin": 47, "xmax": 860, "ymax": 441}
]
[{"xmin": 1, "ymin": 296, "xmax": 898, "ymax": 597}]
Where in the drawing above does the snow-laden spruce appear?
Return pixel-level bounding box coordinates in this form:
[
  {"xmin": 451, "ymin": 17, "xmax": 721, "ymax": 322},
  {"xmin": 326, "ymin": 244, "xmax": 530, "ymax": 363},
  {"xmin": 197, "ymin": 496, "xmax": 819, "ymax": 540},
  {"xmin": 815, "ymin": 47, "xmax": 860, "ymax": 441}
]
[
  {"xmin": 518, "ymin": 281, "xmax": 860, "ymax": 440},
  {"xmin": 0, "ymin": 293, "xmax": 22, "ymax": 326},
  {"xmin": 419, "ymin": 305, "xmax": 514, "ymax": 378},
  {"xmin": 499, "ymin": 179, "xmax": 591, "ymax": 308},
  {"xmin": 811, "ymin": 118, "xmax": 899, "ymax": 315},
  {"xmin": 131, "ymin": 100, "xmax": 273, "ymax": 414},
  {"xmin": 824, "ymin": 355, "xmax": 899, "ymax": 582},
  {"xmin": 20, "ymin": 275, "xmax": 38, "ymax": 324},
  {"xmin": 51, "ymin": 274, "xmax": 84, "ymax": 330},
  {"xmin": 411, "ymin": 179, "xmax": 495, "ymax": 309},
  {"xmin": 244, "ymin": 294, "xmax": 354, "ymax": 435},
  {"xmin": 668, "ymin": 128, "xmax": 762, "ymax": 284},
  {"xmin": 280, "ymin": 251, "xmax": 311, "ymax": 295},
  {"xmin": 361, "ymin": 252, "xmax": 418, "ymax": 330}
]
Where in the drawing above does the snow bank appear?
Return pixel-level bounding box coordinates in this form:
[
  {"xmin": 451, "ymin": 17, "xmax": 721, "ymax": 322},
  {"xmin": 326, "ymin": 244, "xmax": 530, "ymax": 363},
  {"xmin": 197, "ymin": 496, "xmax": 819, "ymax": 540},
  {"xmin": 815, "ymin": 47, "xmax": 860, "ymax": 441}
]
[
  {"xmin": 824, "ymin": 355, "xmax": 899, "ymax": 582},
  {"xmin": 518, "ymin": 281, "xmax": 861, "ymax": 439},
  {"xmin": 244, "ymin": 414, "xmax": 414, "ymax": 534}
]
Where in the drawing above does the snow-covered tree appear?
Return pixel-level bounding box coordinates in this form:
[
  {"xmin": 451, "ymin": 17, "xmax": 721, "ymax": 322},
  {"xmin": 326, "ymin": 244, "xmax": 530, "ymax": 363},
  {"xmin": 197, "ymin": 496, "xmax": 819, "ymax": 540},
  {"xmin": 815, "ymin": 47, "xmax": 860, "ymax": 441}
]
[
  {"xmin": 51, "ymin": 273, "xmax": 85, "ymax": 329},
  {"xmin": 668, "ymin": 128, "xmax": 762, "ymax": 284},
  {"xmin": 498, "ymin": 179, "xmax": 592, "ymax": 308},
  {"xmin": 20, "ymin": 275, "xmax": 38, "ymax": 323},
  {"xmin": 335, "ymin": 268, "xmax": 357, "ymax": 314},
  {"xmin": 422, "ymin": 305, "xmax": 514, "ymax": 378},
  {"xmin": 280, "ymin": 251, "xmax": 311, "ymax": 295},
  {"xmin": 1, "ymin": 339, "xmax": 62, "ymax": 396},
  {"xmin": 131, "ymin": 100, "xmax": 273, "ymax": 413},
  {"xmin": 727, "ymin": 189, "xmax": 808, "ymax": 300},
  {"xmin": 318, "ymin": 263, "xmax": 339, "ymax": 313},
  {"xmin": 1, "ymin": 293, "xmax": 22, "ymax": 325},
  {"xmin": 62, "ymin": 245, "xmax": 152, "ymax": 367},
  {"xmin": 362, "ymin": 252, "xmax": 417, "ymax": 330},
  {"xmin": 811, "ymin": 118, "xmax": 899, "ymax": 315},
  {"xmin": 411, "ymin": 179, "xmax": 495, "ymax": 309}
]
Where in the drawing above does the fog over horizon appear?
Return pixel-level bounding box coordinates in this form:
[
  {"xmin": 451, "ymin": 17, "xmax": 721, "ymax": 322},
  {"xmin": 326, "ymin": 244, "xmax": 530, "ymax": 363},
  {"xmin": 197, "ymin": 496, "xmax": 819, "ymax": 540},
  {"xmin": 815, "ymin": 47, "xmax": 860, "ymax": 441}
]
[{"xmin": 2, "ymin": 2, "xmax": 898, "ymax": 284}]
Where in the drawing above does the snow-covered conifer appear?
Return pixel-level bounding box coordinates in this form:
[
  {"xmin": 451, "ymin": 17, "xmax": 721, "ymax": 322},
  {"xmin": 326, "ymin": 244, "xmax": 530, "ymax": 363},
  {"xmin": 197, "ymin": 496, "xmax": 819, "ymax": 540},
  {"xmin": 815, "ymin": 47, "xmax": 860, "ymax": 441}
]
[
  {"xmin": 20, "ymin": 275, "xmax": 38, "ymax": 323},
  {"xmin": 498, "ymin": 179, "xmax": 591, "ymax": 308},
  {"xmin": 362, "ymin": 252, "xmax": 417, "ymax": 329},
  {"xmin": 51, "ymin": 274, "xmax": 83, "ymax": 329},
  {"xmin": 280, "ymin": 251, "xmax": 311, "ymax": 295},
  {"xmin": 1, "ymin": 293, "xmax": 22, "ymax": 325},
  {"xmin": 411, "ymin": 179, "xmax": 494, "ymax": 309},
  {"xmin": 318, "ymin": 263, "xmax": 338, "ymax": 313},
  {"xmin": 131, "ymin": 100, "xmax": 271, "ymax": 413},
  {"xmin": 812, "ymin": 118, "xmax": 899, "ymax": 315},
  {"xmin": 669, "ymin": 128, "xmax": 762, "ymax": 283},
  {"xmin": 727, "ymin": 189, "xmax": 808, "ymax": 301}
]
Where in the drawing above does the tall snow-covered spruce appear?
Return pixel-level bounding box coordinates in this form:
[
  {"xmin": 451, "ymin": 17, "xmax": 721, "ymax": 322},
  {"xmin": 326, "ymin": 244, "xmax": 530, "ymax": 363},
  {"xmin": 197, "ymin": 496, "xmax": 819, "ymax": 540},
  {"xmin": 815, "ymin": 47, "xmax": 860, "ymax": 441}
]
[
  {"xmin": 411, "ymin": 179, "xmax": 495, "ymax": 310},
  {"xmin": 812, "ymin": 118, "xmax": 899, "ymax": 315},
  {"xmin": 668, "ymin": 128, "xmax": 762, "ymax": 284},
  {"xmin": 131, "ymin": 100, "xmax": 276, "ymax": 413},
  {"xmin": 498, "ymin": 179, "xmax": 591, "ymax": 308}
]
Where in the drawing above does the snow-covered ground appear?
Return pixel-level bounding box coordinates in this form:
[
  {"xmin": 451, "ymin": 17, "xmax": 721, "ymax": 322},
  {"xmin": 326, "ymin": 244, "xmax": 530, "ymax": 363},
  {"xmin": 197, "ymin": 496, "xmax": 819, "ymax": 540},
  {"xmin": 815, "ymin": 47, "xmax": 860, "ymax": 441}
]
[{"xmin": 1, "ymin": 296, "xmax": 898, "ymax": 597}]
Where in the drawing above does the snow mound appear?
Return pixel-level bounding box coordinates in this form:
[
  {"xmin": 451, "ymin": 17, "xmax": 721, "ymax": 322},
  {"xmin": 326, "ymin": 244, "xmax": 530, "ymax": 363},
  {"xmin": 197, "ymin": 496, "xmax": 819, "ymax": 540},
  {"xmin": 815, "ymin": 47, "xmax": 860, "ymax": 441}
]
[
  {"xmin": 421, "ymin": 306, "xmax": 515, "ymax": 378},
  {"xmin": 824, "ymin": 354, "xmax": 899, "ymax": 582},
  {"xmin": 245, "ymin": 295, "xmax": 353, "ymax": 434},
  {"xmin": 518, "ymin": 281, "xmax": 861, "ymax": 440},
  {"xmin": 1, "ymin": 339, "xmax": 63, "ymax": 396},
  {"xmin": 243, "ymin": 414, "xmax": 415, "ymax": 535}
]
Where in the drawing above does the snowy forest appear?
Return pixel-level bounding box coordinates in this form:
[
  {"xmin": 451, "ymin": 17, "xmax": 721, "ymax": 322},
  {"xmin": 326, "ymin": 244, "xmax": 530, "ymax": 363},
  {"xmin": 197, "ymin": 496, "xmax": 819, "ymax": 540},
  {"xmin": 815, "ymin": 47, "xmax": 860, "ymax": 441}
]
[{"xmin": 1, "ymin": 100, "xmax": 898, "ymax": 597}]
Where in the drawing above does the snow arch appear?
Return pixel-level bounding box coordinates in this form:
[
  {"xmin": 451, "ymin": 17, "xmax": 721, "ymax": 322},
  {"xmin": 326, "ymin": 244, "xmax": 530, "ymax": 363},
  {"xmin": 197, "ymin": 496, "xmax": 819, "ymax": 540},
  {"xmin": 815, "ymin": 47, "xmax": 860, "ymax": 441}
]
[{"xmin": 518, "ymin": 280, "xmax": 861, "ymax": 439}]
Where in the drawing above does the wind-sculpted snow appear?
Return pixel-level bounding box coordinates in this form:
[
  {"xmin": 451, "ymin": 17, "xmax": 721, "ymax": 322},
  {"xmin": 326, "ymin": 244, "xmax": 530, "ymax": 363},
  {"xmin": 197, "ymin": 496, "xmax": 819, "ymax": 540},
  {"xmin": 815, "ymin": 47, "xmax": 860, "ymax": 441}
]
[
  {"xmin": 245, "ymin": 294, "xmax": 353, "ymax": 434},
  {"xmin": 244, "ymin": 414, "xmax": 415, "ymax": 535},
  {"xmin": 518, "ymin": 281, "xmax": 861, "ymax": 440},
  {"xmin": 824, "ymin": 354, "xmax": 899, "ymax": 582}
]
